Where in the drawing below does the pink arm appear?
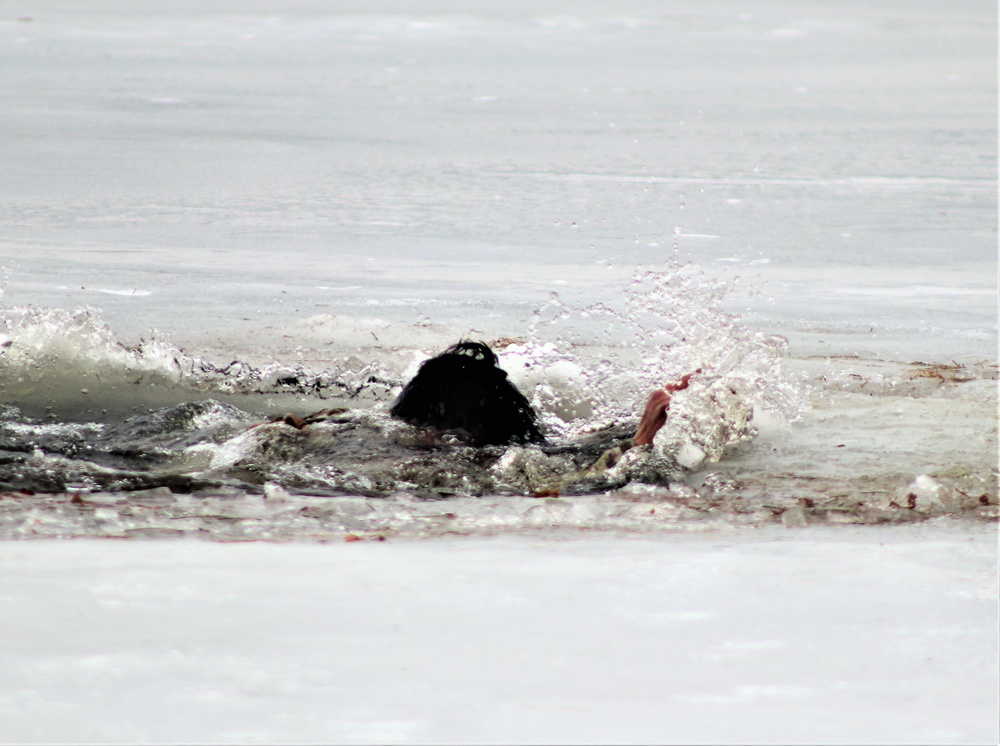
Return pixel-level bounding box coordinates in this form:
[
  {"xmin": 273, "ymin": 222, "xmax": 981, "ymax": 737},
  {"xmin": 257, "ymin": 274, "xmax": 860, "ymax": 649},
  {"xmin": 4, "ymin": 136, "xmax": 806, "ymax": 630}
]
[{"xmin": 633, "ymin": 371, "xmax": 697, "ymax": 446}]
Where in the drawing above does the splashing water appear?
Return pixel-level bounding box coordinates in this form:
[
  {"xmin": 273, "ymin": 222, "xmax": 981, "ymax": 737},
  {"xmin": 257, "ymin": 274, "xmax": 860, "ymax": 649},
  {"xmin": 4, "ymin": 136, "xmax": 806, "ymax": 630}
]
[
  {"xmin": 0, "ymin": 305, "xmax": 398, "ymax": 421},
  {"xmin": 7, "ymin": 262, "xmax": 989, "ymax": 540},
  {"xmin": 0, "ymin": 263, "xmax": 804, "ymax": 501},
  {"xmin": 1, "ymin": 263, "xmax": 802, "ymax": 425},
  {"xmin": 500, "ymin": 263, "xmax": 805, "ymax": 461}
]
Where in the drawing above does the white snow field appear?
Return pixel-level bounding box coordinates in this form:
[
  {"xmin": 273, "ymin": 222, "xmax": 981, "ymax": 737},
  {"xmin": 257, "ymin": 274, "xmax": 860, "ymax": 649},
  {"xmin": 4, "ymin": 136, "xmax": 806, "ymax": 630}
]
[{"xmin": 0, "ymin": 524, "xmax": 997, "ymax": 745}]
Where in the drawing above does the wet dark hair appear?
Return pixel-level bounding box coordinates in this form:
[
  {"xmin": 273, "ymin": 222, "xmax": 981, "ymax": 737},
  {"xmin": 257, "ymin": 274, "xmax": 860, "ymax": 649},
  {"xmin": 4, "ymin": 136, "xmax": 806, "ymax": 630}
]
[{"xmin": 390, "ymin": 341, "xmax": 544, "ymax": 446}]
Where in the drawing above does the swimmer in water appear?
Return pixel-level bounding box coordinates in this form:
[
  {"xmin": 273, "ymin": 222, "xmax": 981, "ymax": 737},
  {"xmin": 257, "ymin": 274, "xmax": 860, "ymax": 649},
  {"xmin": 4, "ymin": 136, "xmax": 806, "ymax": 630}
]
[
  {"xmin": 273, "ymin": 340, "xmax": 695, "ymax": 459},
  {"xmin": 389, "ymin": 341, "xmax": 543, "ymax": 446},
  {"xmin": 390, "ymin": 340, "xmax": 694, "ymax": 453}
]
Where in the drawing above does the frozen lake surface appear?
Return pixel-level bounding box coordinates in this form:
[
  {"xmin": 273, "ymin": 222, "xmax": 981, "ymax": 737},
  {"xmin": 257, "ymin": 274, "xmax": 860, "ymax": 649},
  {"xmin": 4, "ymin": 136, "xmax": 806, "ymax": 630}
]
[
  {"xmin": 1, "ymin": 524, "xmax": 997, "ymax": 745},
  {"xmin": 1, "ymin": 0, "xmax": 995, "ymax": 360},
  {"xmin": 0, "ymin": 1, "xmax": 997, "ymax": 742}
]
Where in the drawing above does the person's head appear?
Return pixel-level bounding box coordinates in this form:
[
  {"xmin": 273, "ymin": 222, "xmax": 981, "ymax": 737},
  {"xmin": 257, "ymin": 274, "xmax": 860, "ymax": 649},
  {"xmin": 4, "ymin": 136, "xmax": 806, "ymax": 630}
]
[{"xmin": 390, "ymin": 341, "xmax": 543, "ymax": 446}]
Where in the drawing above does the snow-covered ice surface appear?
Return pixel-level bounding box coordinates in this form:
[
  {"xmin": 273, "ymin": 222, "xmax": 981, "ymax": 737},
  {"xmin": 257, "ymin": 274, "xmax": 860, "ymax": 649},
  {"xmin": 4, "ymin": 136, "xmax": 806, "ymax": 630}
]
[
  {"xmin": 0, "ymin": 525, "xmax": 997, "ymax": 745},
  {"xmin": 0, "ymin": 0, "xmax": 997, "ymax": 742}
]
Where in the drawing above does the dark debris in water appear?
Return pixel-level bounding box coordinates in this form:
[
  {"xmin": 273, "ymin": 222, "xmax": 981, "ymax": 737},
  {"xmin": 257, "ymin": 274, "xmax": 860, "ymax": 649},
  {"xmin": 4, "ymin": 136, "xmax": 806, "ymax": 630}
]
[
  {"xmin": 1, "ymin": 388, "xmax": 996, "ymax": 540},
  {"xmin": 0, "ymin": 472, "xmax": 995, "ymax": 541}
]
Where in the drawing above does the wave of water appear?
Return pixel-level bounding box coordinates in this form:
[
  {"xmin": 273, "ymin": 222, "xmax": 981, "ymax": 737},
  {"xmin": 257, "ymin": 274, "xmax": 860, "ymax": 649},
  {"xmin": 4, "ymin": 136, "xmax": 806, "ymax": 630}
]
[{"xmin": 1, "ymin": 263, "xmax": 995, "ymax": 539}]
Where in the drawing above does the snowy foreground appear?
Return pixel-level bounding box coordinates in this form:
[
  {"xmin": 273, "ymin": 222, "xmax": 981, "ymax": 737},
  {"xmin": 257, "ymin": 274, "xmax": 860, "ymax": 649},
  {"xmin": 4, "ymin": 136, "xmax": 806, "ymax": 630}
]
[{"xmin": 0, "ymin": 523, "xmax": 996, "ymax": 745}]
